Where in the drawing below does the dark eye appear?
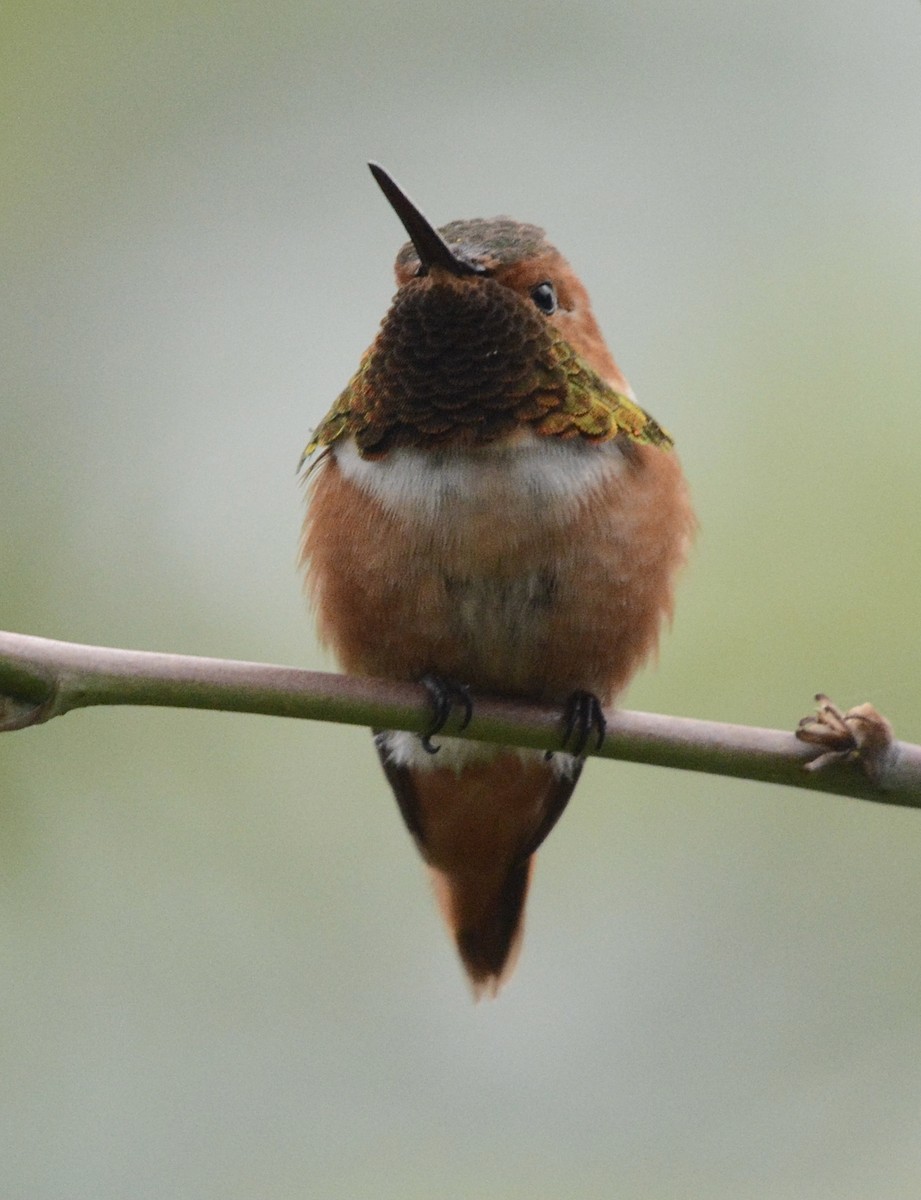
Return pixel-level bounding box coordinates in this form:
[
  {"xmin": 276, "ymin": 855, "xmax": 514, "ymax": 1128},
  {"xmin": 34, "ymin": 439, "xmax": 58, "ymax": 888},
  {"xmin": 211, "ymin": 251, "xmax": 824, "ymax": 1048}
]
[{"xmin": 530, "ymin": 281, "xmax": 557, "ymax": 315}]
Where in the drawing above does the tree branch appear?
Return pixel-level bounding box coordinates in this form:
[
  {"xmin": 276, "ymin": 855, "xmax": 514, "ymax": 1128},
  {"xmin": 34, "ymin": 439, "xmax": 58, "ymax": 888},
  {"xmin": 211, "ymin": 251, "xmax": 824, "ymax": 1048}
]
[{"xmin": 1, "ymin": 629, "xmax": 919, "ymax": 807}]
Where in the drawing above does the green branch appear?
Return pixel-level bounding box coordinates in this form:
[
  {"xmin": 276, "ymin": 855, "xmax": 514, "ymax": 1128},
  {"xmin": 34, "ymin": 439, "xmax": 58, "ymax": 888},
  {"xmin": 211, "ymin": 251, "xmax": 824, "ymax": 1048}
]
[{"xmin": 1, "ymin": 629, "xmax": 919, "ymax": 807}]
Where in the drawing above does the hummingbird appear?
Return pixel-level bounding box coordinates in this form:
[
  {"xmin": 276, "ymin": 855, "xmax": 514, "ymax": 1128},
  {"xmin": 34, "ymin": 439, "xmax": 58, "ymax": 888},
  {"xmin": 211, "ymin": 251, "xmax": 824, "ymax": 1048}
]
[{"xmin": 300, "ymin": 164, "xmax": 694, "ymax": 997}]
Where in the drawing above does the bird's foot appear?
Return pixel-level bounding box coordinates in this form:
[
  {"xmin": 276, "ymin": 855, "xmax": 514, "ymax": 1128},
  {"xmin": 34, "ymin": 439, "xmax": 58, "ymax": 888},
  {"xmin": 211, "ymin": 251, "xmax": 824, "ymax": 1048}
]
[
  {"xmin": 548, "ymin": 689, "xmax": 607, "ymax": 760},
  {"xmin": 420, "ymin": 674, "xmax": 473, "ymax": 754},
  {"xmin": 796, "ymin": 693, "xmax": 894, "ymax": 784}
]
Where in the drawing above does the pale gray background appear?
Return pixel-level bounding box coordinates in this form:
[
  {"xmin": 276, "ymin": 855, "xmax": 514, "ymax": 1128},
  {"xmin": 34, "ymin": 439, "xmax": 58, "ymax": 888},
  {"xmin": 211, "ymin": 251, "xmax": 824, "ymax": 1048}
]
[{"xmin": 3, "ymin": 2, "xmax": 921, "ymax": 1196}]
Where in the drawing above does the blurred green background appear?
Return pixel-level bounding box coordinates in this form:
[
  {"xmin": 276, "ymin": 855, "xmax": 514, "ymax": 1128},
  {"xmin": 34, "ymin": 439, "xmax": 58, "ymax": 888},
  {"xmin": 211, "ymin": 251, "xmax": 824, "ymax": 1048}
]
[{"xmin": 3, "ymin": 2, "xmax": 921, "ymax": 1197}]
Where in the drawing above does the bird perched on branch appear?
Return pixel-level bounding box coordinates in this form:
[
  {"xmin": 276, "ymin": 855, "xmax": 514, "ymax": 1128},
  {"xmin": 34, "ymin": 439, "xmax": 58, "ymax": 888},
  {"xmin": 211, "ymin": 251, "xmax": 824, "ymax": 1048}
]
[{"xmin": 300, "ymin": 164, "xmax": 693, "ymax": 996}]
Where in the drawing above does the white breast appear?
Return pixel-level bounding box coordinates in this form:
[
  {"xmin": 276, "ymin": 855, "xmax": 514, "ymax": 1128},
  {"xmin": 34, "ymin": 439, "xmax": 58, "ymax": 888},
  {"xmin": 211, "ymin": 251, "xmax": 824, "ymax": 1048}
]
[{"xmin": 333, "ymin": 433, "xmax": 626, "ymax": 521}]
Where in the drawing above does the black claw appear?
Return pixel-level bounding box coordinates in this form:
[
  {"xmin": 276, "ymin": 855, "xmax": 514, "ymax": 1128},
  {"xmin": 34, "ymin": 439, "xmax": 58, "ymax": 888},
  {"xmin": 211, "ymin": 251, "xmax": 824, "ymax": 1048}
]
[
  {"xmin": 559, "ymin": 690, "xmax": 607, "ymax": 758},
  {"xmin": 420, "ymin": 675, "xmax": 473, "ymax": 754}
]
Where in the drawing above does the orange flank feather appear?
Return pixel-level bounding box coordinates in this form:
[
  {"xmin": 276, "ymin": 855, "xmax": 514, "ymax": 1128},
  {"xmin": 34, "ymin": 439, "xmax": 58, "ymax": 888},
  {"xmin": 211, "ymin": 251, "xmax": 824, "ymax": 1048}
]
[{"xmin": 303, "ymin": 442, "xmax": 690, "ymax": 704}]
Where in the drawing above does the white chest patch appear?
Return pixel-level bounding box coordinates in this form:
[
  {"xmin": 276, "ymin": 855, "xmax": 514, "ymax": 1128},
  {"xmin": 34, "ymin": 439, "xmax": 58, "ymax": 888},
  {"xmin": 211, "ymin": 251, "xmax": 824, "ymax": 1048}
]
[{"xmin": 334, "ymin": 434, "xmax": 626, "ymax": 521}]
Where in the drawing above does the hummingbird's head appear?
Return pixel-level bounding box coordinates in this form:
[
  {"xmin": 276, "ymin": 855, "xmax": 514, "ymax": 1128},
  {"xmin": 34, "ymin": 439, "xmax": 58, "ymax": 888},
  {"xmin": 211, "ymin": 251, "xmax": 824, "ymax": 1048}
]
[
  {"xmin": 299, "ymin": 168, "xmax": 666, "ymax": 463},
  {"xmin": 370, "ymin": 163, "xmax": 624, "ymax": 389}
]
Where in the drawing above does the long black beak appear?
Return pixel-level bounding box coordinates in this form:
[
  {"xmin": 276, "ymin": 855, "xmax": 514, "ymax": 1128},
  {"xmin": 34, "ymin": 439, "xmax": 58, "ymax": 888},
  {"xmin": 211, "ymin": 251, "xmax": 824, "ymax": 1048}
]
[{"xmin": 368, "ymin": 163, "xmax": 482, "ymax": 277}]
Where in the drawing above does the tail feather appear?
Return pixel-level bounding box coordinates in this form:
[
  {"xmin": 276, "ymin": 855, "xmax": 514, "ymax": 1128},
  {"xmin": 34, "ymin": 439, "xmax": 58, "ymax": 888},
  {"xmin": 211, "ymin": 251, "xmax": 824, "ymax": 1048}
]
[
  {"xmin": 374, "ymin": 734, "xmax": 582, "ymax": 997},
  {"xmin": 430, "ymin": 856, "xmax": 533, "ymax": 999}
]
